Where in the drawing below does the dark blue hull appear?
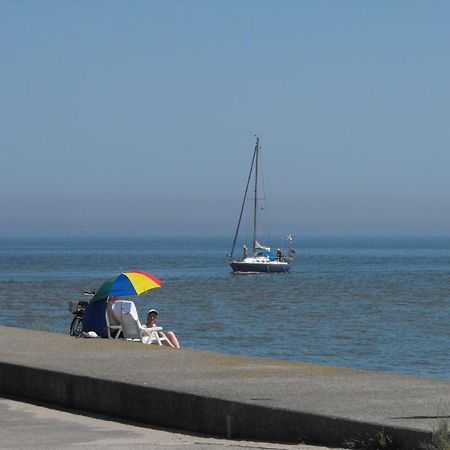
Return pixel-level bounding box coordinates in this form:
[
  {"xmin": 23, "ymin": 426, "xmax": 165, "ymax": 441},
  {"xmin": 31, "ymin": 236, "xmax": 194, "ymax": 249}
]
[{"xmin": 229, "ymin": 261, "xmax": 290, "ymax": 273}]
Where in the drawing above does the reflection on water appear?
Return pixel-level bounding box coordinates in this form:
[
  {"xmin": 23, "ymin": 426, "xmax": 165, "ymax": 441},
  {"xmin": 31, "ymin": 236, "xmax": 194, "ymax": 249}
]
[{"xmin": 0, "ymin": 236, "xmax": 449, "ymax": 380}]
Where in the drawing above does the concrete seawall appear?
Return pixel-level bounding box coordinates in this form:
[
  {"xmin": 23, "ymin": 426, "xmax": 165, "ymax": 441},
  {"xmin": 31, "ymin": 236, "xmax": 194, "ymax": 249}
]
[{"xmin": 1, "ymin": 326, "xmax": 449, "ymax": 449}]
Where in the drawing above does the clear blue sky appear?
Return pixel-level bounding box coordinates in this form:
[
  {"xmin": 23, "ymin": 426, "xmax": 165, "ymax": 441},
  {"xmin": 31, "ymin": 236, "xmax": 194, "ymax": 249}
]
[{"xmin": 1, "ymin": 1, "xmax": 450, "ymax": 237}]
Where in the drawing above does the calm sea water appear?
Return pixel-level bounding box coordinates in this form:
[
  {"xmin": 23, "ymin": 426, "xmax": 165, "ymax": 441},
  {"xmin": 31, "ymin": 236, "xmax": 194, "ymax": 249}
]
[{"xmin": 0, "ymin": 236, "xmax": 449, "ymax": 380}]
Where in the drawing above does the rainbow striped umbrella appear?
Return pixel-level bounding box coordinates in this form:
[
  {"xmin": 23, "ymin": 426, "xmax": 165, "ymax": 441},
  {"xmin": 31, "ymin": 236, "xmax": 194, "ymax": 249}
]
[{"xmin": 90, "ymin": 270, "xmax": 163, "ymax": 303}]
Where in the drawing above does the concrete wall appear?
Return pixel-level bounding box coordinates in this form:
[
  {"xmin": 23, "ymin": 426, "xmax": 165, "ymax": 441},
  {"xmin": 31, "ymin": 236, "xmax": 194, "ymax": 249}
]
[{"xmin": 0, "ymin": 361, "xmax": 431, "ymax": 449}]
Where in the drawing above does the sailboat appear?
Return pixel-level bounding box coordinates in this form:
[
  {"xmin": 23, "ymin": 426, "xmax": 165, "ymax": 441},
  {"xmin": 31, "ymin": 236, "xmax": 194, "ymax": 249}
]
[{"xmin": 228, "ymin": 136, "xmax": 294, "ymax": 273}]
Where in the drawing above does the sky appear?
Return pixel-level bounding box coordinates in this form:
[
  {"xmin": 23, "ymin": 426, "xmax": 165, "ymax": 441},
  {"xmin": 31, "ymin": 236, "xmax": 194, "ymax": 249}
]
[{"xmin": 1, "ymin": 1, "xmax": 450, "ymax": 238}]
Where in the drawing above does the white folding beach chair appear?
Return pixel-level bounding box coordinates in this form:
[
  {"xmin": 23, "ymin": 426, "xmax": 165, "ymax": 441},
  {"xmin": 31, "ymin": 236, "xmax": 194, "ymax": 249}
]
[{"xmin": 115, "ymin": 300, "xmax": 167, "ymax": 345}]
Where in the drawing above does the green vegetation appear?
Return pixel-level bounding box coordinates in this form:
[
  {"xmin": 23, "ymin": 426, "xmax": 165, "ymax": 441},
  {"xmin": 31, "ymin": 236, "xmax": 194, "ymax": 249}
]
[
  {"xmin": 341, "ymin": 429, "xmax": 397, "ymax": 450},
  {"xmin": 421, "ymin": 418, "xmax": 450, "ymax": 450},
  {"xmin": 377, "ymin": 429, "xmax": 394, "ymax": 449}
]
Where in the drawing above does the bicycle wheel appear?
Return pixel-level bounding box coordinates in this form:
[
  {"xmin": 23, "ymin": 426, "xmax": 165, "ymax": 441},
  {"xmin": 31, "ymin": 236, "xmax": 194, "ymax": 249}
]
[{"xmin": 70, "ymin": 317, "xmax": 83, "ymax": 336}]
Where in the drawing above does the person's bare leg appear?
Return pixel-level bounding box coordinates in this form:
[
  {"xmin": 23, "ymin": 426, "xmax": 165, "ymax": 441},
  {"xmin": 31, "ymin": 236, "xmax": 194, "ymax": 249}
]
[
  {"xmin": 159, "ymin": 331, "xmax": 175, "ymax": 347},
  {"xmin": 165, "ymin": 331, "xmax": 180, "ymax": 348}
]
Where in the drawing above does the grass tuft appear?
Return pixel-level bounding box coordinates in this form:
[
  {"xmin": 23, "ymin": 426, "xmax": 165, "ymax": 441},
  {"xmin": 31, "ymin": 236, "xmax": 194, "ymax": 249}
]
[{"xmin": 421, "ymin": 417, "xmax": 450, "ymax": 450}]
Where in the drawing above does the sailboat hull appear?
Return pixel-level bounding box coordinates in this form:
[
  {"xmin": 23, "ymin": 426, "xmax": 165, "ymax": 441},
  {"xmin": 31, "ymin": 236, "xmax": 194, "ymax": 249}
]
[{"xmin": 229, "ymin": 260, "xmax": 290, "ymax": 273}]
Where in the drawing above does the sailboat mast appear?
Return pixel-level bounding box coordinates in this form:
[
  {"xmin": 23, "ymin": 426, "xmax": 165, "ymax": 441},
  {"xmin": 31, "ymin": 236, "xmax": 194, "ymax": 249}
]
[
  {"xmin": 252, "ymin": 136, "xmax": 259, "ymax": 253},
  {"xmin": 229, "ymin": 139, "xmax": 258, "ymax": 259}
]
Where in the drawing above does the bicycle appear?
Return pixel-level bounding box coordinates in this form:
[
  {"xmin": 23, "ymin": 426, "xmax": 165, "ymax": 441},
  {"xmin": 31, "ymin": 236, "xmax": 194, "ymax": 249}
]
[{"xmin": 68, "ymin": 292, "xmax": 94, "ymax": 336}]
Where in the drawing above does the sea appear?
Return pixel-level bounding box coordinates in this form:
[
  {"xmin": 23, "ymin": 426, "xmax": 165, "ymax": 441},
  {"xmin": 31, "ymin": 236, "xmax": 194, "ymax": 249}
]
[{"xmin": 0, "ymin": 236, "xmax": 449, "ymax": 380}]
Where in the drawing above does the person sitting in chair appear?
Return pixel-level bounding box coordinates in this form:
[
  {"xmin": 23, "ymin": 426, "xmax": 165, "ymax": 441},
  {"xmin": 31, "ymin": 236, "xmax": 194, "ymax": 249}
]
[
  {"xmin": 144, "ymin": 309, "xmax": 180, "ymax": 348},
  {"xmin": 106, "ymin": 296, "xmax": 120, "ymax": 324},
  {"xmin": 106, "ymin": 296, "xmax": 123, "ymax": 338}
]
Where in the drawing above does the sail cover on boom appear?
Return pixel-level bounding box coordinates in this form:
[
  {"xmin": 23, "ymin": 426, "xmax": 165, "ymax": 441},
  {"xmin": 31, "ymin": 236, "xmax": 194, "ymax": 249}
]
[{"xmin": 255, "ymin": 241, "xmax": 271, "ymax": 251}]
